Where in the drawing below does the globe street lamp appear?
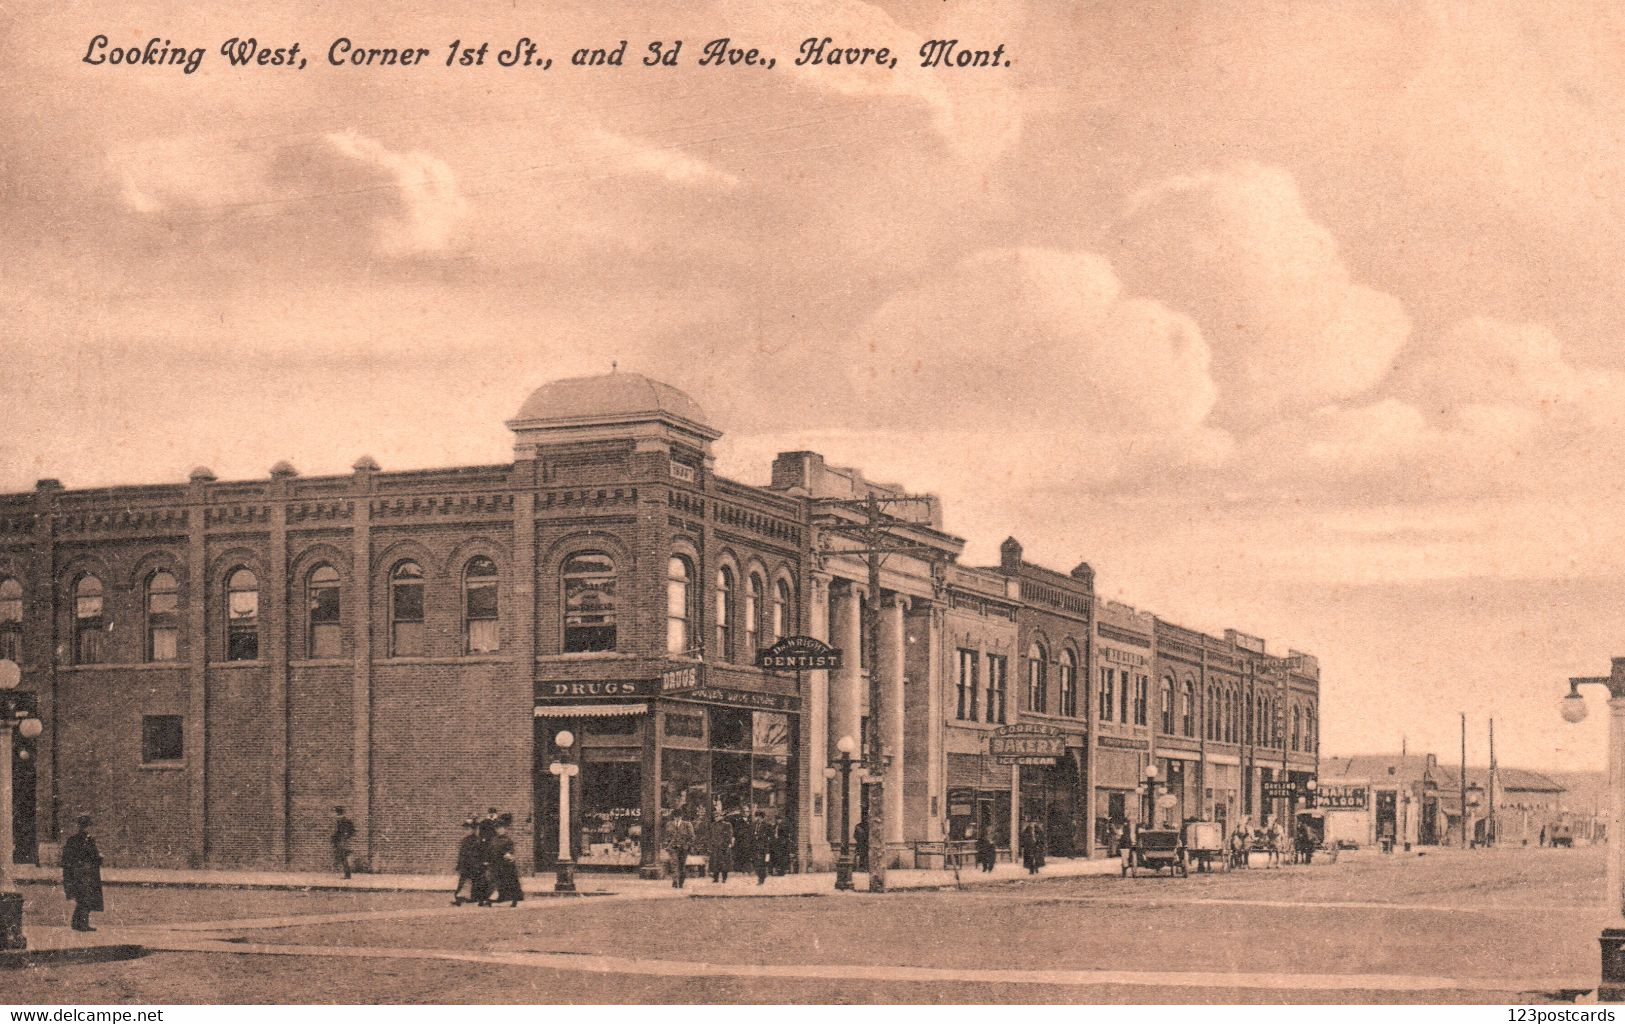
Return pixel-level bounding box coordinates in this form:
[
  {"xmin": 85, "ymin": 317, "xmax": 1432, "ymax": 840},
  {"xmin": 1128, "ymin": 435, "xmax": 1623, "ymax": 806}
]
[
  {"xmin": 1560, "ymin": 658, "xmax": 1625, "ymax": 1000},
  {"xmin": 548, "ymin": 730, "xmax": 579, "ymax": 894},
  {"xmin": 1141, "ymin": 763, "xmax": 1160, "ymax": 826},
  {"xmin": 0, "ymin": 659, "xmax": 44, "ymax": 950},
  {"xmin": 825, "ymin": 734, "xmax": 857, "ymax": 891}
]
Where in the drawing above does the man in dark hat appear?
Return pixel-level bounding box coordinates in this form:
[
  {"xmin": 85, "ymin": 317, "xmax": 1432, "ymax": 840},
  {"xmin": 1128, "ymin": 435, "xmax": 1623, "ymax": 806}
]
[
  {"xmin": 452, "ymin": 818, "xmax": 481, "ymax": 905},
  {"xmin": 332, "ymin": 806, "xmax": 357, "ymax": 879},
  {"xmin": 61, "ymin": 814, "xmax": 104, "ymax": 932},
  {"xmin": 752, "ymin": 811, "xmax": 773, "ymax": 885}
]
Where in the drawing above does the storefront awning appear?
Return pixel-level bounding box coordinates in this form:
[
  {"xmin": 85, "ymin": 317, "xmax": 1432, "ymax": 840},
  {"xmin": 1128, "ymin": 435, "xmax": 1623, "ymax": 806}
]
[{"xmin": 534, "ymin": 703, "xmax": 648, "ymax": 718}]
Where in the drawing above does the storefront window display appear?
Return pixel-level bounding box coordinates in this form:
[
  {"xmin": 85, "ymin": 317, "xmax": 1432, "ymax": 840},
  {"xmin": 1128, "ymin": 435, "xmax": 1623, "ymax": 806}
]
[
  {"xmin": 576, "ymin": 715, "xmax": 647, "ymax": 867},
  {"xmin": 657, "ymin": 705, "xmax": 797, "ymax": 869}
]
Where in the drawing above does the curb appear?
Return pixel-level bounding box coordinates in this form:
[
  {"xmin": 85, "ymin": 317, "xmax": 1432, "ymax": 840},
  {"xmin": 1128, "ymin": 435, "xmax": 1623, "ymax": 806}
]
[
  {"xmin": 0, "ymin": 944, "xmax": 147, "ymax": 969},
  {"xmin": 17, "ymin": 878, "xmax": 613, "ymax": 897}
]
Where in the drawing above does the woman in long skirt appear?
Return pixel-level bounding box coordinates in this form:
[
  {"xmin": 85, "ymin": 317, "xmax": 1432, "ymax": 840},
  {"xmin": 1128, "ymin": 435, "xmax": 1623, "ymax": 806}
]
[{"xmin": 489, "ymin": 814, "xmax": 525, "ymax": 907}]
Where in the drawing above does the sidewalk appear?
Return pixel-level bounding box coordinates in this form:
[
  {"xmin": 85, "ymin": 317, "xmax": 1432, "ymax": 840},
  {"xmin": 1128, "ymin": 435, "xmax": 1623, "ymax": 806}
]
[
  {"xmin": 14, "ymin": 855, "xmax": 1120, "ymax": 899},
  {"xmin": 0, "ymin": 925, "xmax": 145, "ymax": 969}
]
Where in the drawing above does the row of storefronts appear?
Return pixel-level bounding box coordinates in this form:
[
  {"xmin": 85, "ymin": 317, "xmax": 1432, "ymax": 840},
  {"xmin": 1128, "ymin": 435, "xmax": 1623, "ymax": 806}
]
[{"xmin": 0, "ymin": 371, "xmax": 1321, "ymax": 873}]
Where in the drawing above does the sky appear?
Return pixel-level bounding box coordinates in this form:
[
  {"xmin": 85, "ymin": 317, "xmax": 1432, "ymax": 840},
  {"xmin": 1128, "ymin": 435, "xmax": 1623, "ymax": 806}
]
[{"xmin": 4, "ymin": 1, "xmax": 1625, "ymax": 771}]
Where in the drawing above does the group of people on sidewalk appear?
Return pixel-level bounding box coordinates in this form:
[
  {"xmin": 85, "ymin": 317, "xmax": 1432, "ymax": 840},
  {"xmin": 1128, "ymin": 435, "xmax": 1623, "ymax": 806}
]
[
  {"xmin": 664, "ymin": 807, "xmax": 794, "ymax": 888},
  {"xmin": 450, "ymin": 809, "xmax": 527, "ymax": 907}
]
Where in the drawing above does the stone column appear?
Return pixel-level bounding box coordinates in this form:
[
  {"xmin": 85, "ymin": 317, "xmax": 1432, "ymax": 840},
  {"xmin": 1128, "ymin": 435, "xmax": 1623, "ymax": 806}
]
[
  {"xmin": 803, "ymin": 574, "xmax": 832, "ymax": 869},
  {"xmin": 878, "ymin": 594, "xmax": 907, "ymax": 847},
  {"xmin": 828, "ymin": 582, "xmax": 862, "ymax": 845}
]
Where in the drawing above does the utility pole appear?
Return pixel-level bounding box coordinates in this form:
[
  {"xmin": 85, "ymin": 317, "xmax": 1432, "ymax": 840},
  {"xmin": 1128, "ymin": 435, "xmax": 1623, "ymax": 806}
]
[
  {"xmin": 1460, "ymin": 711, "xmax": 1468, "ymax": 848},
  {"xmin": 1488, "ymin": 718, "xmax": 1497, "ymax": 848},
  {"xmin": 813, "ymin": 490, "xmax": 937, "ymax": 894}
]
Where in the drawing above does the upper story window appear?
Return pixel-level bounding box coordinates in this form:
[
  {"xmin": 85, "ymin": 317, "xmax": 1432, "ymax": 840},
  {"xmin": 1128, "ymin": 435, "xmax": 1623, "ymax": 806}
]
[
  {"xmin": 146, "ymin": 571, "xmax": 179, "ymax": 662},
  {"xmin": 308, "ymin": 565, "xmax": 341, "ymax": 659},
  {"xmin": 74, "ymin": 575, "xmax": 105, "ymax": 665},
  {"xmin": 772, "ymin": 579, "xmax": 791, "ymax": 641},
  {"xmin": 1134, "ymin": 673, "xmax": 1149, "ymax": 727},
  {"xmin": 1181, "ymin": 679, "xmax": 1195, "ymax": 737},
  {"xmin": 745, "ymin": 572, "xmax": 763, "ymax": 657},
  {"xmin": 1159, "ymin": 677, "xmax": 1175, "ymax": 733},
  {"xmin": 956, "ymin": 648, "xmax": 978, "ymax": 721},
  {"xmin": 986, "ymin": 653, "xmax": 1007, "ymax": 724},
  {"xmin": 225, "ymin": 568, "xmax": 259, "ymax": 661},
  {"xmin": 1291, "ymin": 705, "xmax": 1302, "ymax": 752},
  {"xmin": 464, "ymin": 556, "xmax": 500, "ymax": 654},
  {"xmin": 0, "ymin": 577, "xmax": 21, "ymax": 664},
  {"xmin": 1245, "ymin": 690, "xmax": 1254, "ymax": 744},
  {"xmin": 390, "ymin": 561, "xmax": 425, "ymax": 658},
  {"xmin": 1098, "ymin": 667, "xmax": 1114, "ymax": 722},
  {"xmin": 1027, "ymin": 643, "xmax": 1047, "ymax": 714},
  {"xmin": 715, "ymin": 566, "xmax": 736, "ymax": 662},
  {"xmin": 563, "ymin": 552, "xmax": 616, "ymax": 653},
  {"xmin": 666, "ymin": 555, "xmax": 693, "ymax": 656},
  {"xmin": 1058, "ymin": 649, "xmax": 1077, "ymax": 717}
]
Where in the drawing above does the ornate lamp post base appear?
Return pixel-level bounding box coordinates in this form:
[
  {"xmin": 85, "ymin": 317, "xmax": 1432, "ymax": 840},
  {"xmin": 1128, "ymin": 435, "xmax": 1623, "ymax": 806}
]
[
  {"xmin": 0, "ymin": 892, "xmax": 25, "ymax": 951},
  {"xmin": 833, "ymin": 854, "xmax": 854, "ymax": 891},
  {"xmin": 554, "ymin": 861, "xmax": 577, "ymax": 893}
]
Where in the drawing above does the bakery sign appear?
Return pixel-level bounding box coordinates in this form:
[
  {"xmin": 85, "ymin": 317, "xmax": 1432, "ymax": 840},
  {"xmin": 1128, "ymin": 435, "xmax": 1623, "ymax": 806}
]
[{"xmin": 989, "ymin": 724, "xmax": 1065, "ymax": 765}]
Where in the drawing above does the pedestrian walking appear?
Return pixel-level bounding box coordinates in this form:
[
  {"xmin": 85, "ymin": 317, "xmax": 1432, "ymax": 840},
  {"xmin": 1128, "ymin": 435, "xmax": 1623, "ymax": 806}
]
[
  {"xmin": 61, "ymin": 814, "xmax": 104, "ymax": 932},
  {"xmin": 666, "ymin": 812, "xmax": 696, "ymax": 889},
  {"xmin": 752, "ymin": 811, "xmax": 773, "ymax": 884},
  {"xmin": 852, "ymin": 815, "xmax": 869, "ymax": 871},
  {"xmin": 1539, "ymin": 825, "xmax": 1547, "ymax": 847},
  {"xmin": 451, "ymin": 818, "xmax": 481, "ymax": 905},
  {"xmin": 331, "ymin": 805, "xmax": 357, "ymax": 879},
  {"xmin": 708, "ymin": 814, "xmax": 734, "ymax": 883},
  {"xmin": 1020, "ymin": 818, "xmax": 1045, "ymax": 875},
  {"xmin": 974, "ymin": 826, "xmax": 996, "ymax": 872},
  {"xmin": 730, "ymin": 809, "xmax": 755, "ymax": 877},
  {"xmin": 472, "ymin": 816, "xmax": 497, "ymax": 906},
  {"xmin": 772, "ymin": 817, "xmax": 793, "ymax": 876},
  {"xmin": 488, "ymin": 813, "xmax": 524, "ymax": 907}
]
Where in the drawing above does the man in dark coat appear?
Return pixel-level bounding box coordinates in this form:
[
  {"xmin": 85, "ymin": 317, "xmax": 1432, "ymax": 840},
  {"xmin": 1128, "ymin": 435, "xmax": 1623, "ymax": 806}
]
[
  {"xmin": 752, "ymin": 811, "xmax": 773, "ymax": 885},
  {"xmin": 1020, "ymin": 818, "xmax": 1045, "ymax": 875},
  {"xmin": 61, "ymin": 814, "xmax": 103, "ymax": 932},
  {"xmin": 852, "ymin": 816, "xmax": 869, "ymax": 871},
  {"xmin": 472, "ymin": 817, "xmax": 497, "ymax": 906},
  {"xmin": 729, "ymin": 811, "xmax": 753, "ymax": 877},
  {"xmin": 708, "ymin": 814, "xmax": 734, "ymax": 883},
  {"xmin": 331, "ymin": 806, "xmax": 357, "ymax": 879},
  {"xmin": 489, "ymin": 813, "xmax": 524, "ymax": 907},
  {"xmin": 771, "ymin": 818, "xmax": 793, "ymax": 876},
  {"xmin": 452, "ymin": 818, "xmax": 482, "ymax": 905}
]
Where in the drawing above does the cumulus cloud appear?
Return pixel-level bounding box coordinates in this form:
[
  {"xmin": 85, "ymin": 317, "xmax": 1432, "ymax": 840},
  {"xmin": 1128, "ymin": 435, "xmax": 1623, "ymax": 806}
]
[
  {"xmin": 318, "ymin": 131, "xmax": 467, "ymax": 258},
  {"xmin": 1111, "ymin": 162, "xmax": 1410, "ymax": 428},
  {"xmin": 845, "ymin": 246, "xmax": 1215, "ymax": 436},
  {"xmin": 586, "ymin": 127, "xmax": 740, "ymax": 190}
]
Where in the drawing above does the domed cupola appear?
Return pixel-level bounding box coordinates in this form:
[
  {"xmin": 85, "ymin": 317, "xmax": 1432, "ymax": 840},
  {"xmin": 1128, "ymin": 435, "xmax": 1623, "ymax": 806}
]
[{"xmin": 506, "ymin": 371, "xmax": 720, "ymax": 463}]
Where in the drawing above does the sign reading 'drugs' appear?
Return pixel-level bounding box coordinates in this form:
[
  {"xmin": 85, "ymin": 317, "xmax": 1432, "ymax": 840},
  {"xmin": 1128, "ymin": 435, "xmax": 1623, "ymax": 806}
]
[
  {"xmin": 756, "ymin": 636, "xmax": 843, "ymax": 671},
  {"xmin": 989, "ymin": 723, "xmax": 1065, "ymax": 765},
  {"xmin": 537, "ymin": 679, "xmax": 656, "ymax": 699}
]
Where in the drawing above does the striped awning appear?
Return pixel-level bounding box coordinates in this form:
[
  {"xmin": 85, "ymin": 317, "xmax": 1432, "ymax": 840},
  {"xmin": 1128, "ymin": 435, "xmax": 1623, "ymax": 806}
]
[{"xmin": 533, "ymin": 703, "xmax": 648, "ymax": 718}]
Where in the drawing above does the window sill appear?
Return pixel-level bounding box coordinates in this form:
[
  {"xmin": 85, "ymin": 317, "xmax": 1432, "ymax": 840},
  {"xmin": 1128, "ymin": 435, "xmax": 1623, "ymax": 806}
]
[
  {"xmin": 138, "ymin": 761, "xmax": 186, "ymax": 772},
  {"xmin": 60, "ymin": 662, "xmax": 187, "ymax": 672},
  {"xmin": 545, "ymin": 651, "xmax": 637, "ymax": 661},
  {"xmin": 290, "ymin": 658, "xmax": 353, "ymax": 668},
  {"xmin": 379, "ymin": 655, "xmax": 515, "ymax": 666},
  {"xmin": 212, "ymin": 660, "xmax": 267, "ymax": 669}
]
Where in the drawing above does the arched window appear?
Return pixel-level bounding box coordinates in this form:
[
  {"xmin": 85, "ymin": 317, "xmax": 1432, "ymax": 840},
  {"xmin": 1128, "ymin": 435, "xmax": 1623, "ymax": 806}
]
[
  {"xmin": 772, "ymin": 579, "xmax": 791, "ymax": 642},
  {"xmin": 1292, "ymin": 705, "xmax": 1302, "ymax": 752},
  {"xmin": 1245, "ymin": 690, "xmax": 1254, "ymax": 745},
  {"xmin": 1134, "ymin": 673, "xmax": 1149, "ymax": 726},
  {"xmin": 225, "ymin": 568, "xmax": 259, "ymax": 661},
  {"xmin": 1058, "ymin": 649, "xmax": 1076, "ymax": 717},
  {"xmin": 0, "ymin": 577, "xmax": 21, "ymax": 664},
  {"xmin": 1098, "ymin": 667, "xmax": 1114, "ymax": 722},
  {"xmin": 1159, "ymin": 676, "xmax": 1175, "ymax": 733},
  {"xmin": 1308, "ymin": 704, "xmax": 1318, "ymax": 752},
  {"xmin": 1027, "ymin": 643, "xmax": 1047, "ymax": 713},
  {"xmin": 307, "ymin": 565, "xmax": 341, "ymax": 659},
  {"xmin": 146, "ymin": 571, "xmax": 179, "ymax": 662},
  {"xmin": 74, "ymin": 576, "xmax": 105, "ymax": 665},
  {"xmin": 389, "ymin": 561, "xmax": 425, "ymax": 657},
  {"xmin": 715, "ymin": 566, "xmax": 736, "ymax": 662},
  {"xmin": 562, "ymin": 552, "xmax": 616, "ymax": 653},
  {"xmin": 464, "ymin": 557, "xmax": 500, "ymax": 654},
  {"xmin": 745, "ymin": 572, "xmax": 763, "ymax": 657},
  {"xmin": 1181, "ymin": 679, "xmax": 1195, "ymax": 737},
  {"xmin": 667, "ymin": 556, "xmax": 693, "ymax": 656}
]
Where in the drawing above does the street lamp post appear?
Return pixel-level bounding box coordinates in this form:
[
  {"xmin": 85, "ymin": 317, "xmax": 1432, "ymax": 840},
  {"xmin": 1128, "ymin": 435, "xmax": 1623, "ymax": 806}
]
[
  {"xmin": 547, "ymin": 730, "xmax": 579, "ymax": 894},
  {"xmin": 0, "ymin": 659, "xmax": 44, "ymax": 951},
  {"xmin": 1559, "ymin": 658, "xmax": 1625, "ymax": 999},
  {"xmin": 1141, "ymin": 763, "xmax": 1160, "ymax": 826},
  {"xmin": 824, "ymin": 735, "xmax": 857, "ymax": 891}
]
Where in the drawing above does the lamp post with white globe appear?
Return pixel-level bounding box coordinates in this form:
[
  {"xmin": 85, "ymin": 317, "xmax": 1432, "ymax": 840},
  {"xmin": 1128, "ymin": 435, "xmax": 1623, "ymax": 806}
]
[
  {"xmin": 0, "ymin": 658, "xmax": 44, "ymax": 950},
  {"xmin": 824, "ymin": 734, "xmax": 858, "ymax": 891},
  {"xmin": 548, "ymin": 730, "xmax": 579, "ymax": 893},
  {"xmin": 1560, "ymin": 657, "xmax": 1625, "ymax": 999}
]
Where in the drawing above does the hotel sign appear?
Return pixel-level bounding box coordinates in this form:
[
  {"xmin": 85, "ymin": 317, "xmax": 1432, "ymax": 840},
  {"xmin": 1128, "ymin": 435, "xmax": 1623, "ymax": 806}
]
[
  {"xmin": 989, "ymin": 724, "xmax": 1065, "ymax": 765},
  {"xmin": 756, "ymin": 636, "xmax": 843, "ymax": 671}
]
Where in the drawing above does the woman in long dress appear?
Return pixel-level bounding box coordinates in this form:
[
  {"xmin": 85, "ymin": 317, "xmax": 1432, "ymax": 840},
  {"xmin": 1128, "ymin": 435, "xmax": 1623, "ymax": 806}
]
[{"xmin": 489, "ymin": 814, "xmax": 525, "ymax": 907}]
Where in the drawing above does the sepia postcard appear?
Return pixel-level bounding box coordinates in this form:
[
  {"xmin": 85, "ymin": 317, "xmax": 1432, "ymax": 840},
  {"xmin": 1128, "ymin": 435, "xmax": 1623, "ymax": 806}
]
[{"xmin": 2, "ymin": 0, "xmax": 1624, "ymax": 1011}]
